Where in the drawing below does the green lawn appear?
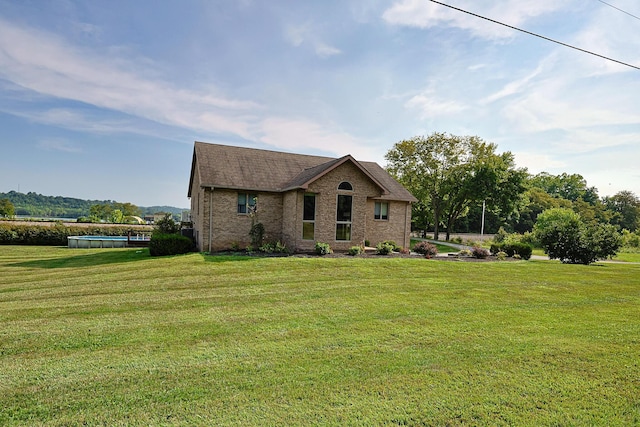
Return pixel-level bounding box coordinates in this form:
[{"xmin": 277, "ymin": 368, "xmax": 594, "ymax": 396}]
[{"xmin": 1, "ymin": 246, "xmax": 639, "ymax": 426}]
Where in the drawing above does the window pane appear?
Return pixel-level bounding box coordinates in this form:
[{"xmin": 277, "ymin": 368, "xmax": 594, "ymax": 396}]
[
  {"xmin": 302, "ymin": 222, "xmax": 314, "ymax": 240},
  {"xmin": 381, "ymin": 202, "xmax": 388, "ymax": 219},
  {"xmin": 336, "ymin": 195, "xmax": 352, "ymax": 222},
  {"xmin": 303, "ymin": 194, "xmax": 315, "ymax": 221},
  {"xmin": 374, "ymin": 202, "xmax": 381, "ymax": 218},
  {"xmin": 336, "ymin": 223, "xmax": 351, "ymax": 241},
  {"xmin": 237, "ymin": 193, "xmax": 246, "ymax": 213},
  {"xmin": 338, "ymin": 181, "xmax": 353, "ymax": 191}
]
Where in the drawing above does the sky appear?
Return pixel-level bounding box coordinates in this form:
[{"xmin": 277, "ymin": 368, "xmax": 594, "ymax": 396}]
[{"xmin": 0, "ymin": 0, "xmax": 638, "ymax": 209}]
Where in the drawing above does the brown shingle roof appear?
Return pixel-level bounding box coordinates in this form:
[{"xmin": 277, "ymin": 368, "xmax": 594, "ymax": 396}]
[{"xmin": 188, "ymin": 141, "xmax": 417, "ymax": 202}]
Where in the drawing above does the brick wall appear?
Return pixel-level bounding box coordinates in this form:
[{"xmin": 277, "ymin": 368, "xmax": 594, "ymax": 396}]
[{"xmin": 192, "ymin": 160, "xmax": 412, "ymax": 253}]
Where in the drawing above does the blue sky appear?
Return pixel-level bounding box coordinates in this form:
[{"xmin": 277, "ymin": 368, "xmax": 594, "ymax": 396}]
[{"xmin": 1, "ymin": 0, "xmax": 638, "ymax": 209}]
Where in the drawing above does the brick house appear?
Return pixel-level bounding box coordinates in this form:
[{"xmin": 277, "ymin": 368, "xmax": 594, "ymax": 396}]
[{"xmin": 187, "ymin": 141, "xmax": 417, "ymax": 253}]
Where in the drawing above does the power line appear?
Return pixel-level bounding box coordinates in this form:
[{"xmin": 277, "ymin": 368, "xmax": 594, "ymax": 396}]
[
  {"xmin": 428, "ymin": 0, "xmax": 640, "ymax": 71},
  {"xmin": 596, "ymin": 0, "xmax": 640, "ymax": 22}
]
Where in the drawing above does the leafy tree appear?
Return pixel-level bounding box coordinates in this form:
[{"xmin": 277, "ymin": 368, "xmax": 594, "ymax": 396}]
[
  {"xmin": 604, "ymin": 190, "xmax": 640, "ymax": 232},
  {"xmin": 155, "ymin": 213, "xmax": 181, "ymax": 234},
  {"xmin": 529, "ymin": 172, "xmax": 599, "ymax": 204},
  {"xmin": 0, "ymin": 199, "xmax": 15, "ymax": 218},
  {"xmin": 113, "ymin": 202, "xmax": 141, "ymax": 218},
  {"xmin": 111, "ymin": 209, "xmax": 125, "ymax": 224},
  {"xmin": 385, "ymin": 133, "xmax": 527, "ymax": 240},
  {"xmin": 90, "ymin": 204, "xmax": 113, "ymax": 222},
  {"xmin": 533, "ymin": 208, "xmax": 622, "ymax": 264}
]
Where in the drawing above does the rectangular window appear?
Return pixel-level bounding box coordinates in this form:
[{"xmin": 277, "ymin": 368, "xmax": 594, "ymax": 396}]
[
  {"xmin": 336, "ymin": 194, "xmax": 352, "ymax": 241},
  {"xmin": 303, "ymin": 194, "xmax": 315, "ymax": 240},
  {"xmin": 237, "ymin": 193, "xmax": 256, "ymax": 214},
  {"xmin": 336, "ymin": 223, "xmax": 351, "ymax": 241},
  {"xmin": 374, "ymin": 202, "xmax": 389, "ymax": 220}
]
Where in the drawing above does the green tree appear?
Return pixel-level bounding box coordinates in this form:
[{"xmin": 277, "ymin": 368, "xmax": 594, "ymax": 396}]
[
  {"xmin": 0, "ymin": 198, "xmax": 15, "ymax": 218},
  {"xmin": 90, "ymin": 204, "xmax": 113, "ymax": 222},
  {"xmin": 529, "ymin": 172, "xmax": 599, "ymax": 204},
  {"xmin": 604, "ymin": 190, "xmax": 640, "ymax": 232},
  {"xmin": 385, "ymin": 133, "xmax": 527, "ymax": 240},
  {"xmin": 113, "ymin": 202, "xmax": 141, "ymax": 218},
  {"xmin": 155, "ymin": 213, "xmax": 180, "ymax": 234},
  {"xmin": 533, "ymin": 208, "xmax": 622, "ymax": 264}
]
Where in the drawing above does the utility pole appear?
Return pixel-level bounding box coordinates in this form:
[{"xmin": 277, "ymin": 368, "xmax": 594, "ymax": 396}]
[{"xmin": 480, "ymin": 200, "xmax": 486, "ymax": 236}]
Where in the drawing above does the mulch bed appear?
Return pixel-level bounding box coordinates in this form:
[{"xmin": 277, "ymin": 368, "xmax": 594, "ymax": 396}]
[{"xmin": 212, "ymin": 250, "xmax": 516, "ymax": 262}]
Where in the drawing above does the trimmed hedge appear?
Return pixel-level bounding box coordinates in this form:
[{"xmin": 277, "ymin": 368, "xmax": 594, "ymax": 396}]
[
  {"xmin": 149, "ymin": 233, "xmax": 194, "ymax": 256},
  {"xmin": 0, "ymin": 222, "xmax": 152, "ymax": 246},
  {"xmin": 490, "ymin": 242, "xmax": 533, "ymax": 260}
]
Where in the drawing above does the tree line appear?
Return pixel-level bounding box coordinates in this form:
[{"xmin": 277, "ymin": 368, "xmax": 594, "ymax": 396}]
[
  {"xmin": 0, "ymin": 191, "xmax": 184, "ymax": 221},
  {"xmin": 386, "ymin": 133, "xmax": 640, "ymax": 239}
]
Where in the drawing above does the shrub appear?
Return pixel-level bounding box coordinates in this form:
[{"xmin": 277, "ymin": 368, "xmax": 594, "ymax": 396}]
[
  {"xmin": 155, "ymin": 214, "xmax": 180, "ymax": 234},
  {"xmin": 315, "ymin": 242, "xmax": 332, "ymax": 255},
  {"xmin": 493, "ymin": 227, "xmax": 509, "ymax": 243},
  {"xmin": 249, "ymin": 222, "xmax": 265, "ymax": 248},
  {"xmin": 381, "ymin": 240, "xmax": 400, "ymax": 251},
  {"xmin": 348, "ymin": 246, "xmax": 363, "ymax": 256},
  {"xmin": 259, "ymin": 241, "xmax": 288, "ymax": 254},
  {"xmin": 534, "ymin": 208, "xmax": 622, "ymax": 264},
  {"xmin": 376, "ymin": 242, "xmax": 394, "ymax": 255},
  {"xmin": 149, "ymin": 233, "xmax": 194, "ymax": 256},
  {"xmin": 621, "ymin": 229, "xmax": 640, "ymax": 248},
  {"xmin": 413, "ymin": 241, "xmax": 438, "ymax": 257},
  {"xmin": 496, "ymin": 251, "xmax": 507, "ymax": 261},
  {"xmin": 490, "ymin": 241, "xmax": 532, "ymax": 260},
  {"xmin": 471, "ymin": 246, "xmax": 490, "ymax": 259},
  {"xmin": 364, "ymin": 240, "xmax": 370, "ymax": 247}
]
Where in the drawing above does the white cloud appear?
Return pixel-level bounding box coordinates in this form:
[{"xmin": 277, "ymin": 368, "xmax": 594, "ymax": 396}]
[
  {"xmin": 0, "ymin": 17, "xmax": 259, "ymax": 140},
  {"xmin": 315, "ymin": 42, "xmax": 342, "ymax": 58},
  {"xmin": 405, "ymin": 91, "xmax": 468, "ymax": 118},
  {"xmin": 257, "ymin": 117, "xmax": 372, "ymax": 159},
  {"xmin": 284, "ymin": 24, "xmax": 308, "ymax": 47},
  {"xmin": 512, "ymin": 151, "xmax": 565, "ymax": 173},
  {"xmin": 482, "ymin": 62, "xmax": 546, "ymax": 104},
  {"xmin": 37, "ymin": 138, "xmax": 82, "ymax": 153},
  {"xmin": 383, "ymin": 0, "xmax": 566, "ymax": 40}
]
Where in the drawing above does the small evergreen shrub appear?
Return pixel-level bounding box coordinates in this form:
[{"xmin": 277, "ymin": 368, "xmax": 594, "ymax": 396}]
[
  {"xmin": 364, "ymin": 240, "xmax": 370, "ymax": 247},
  {"xmin": 348, "ymin": 246, "xmax": 363, "ymax": 256},
  {"xmin": 471, "ymin": 246, "xmax": 490, "ymax": 259},
  {"xmin": 496, "ymin": 251, "xmax": 507, "ymax": 261},
  {"xmin": 149, "ymin": 233, "xmax": 194, "ymax": 256},
  {"xmin": 382, "ymin": 240, "xmax": 400, "ymax": 251},
  {"xmin": 413, "ymin": 241, "xmax": 438, "ymax": 257},
  {"xmin": 259, "ymin": 241, "xmax": 288, "ymax": 254},
  {"xmin": 315, "ymin": 242, "xmax": 332, "ymax": 255},
  {"xmin": 375, "ymin": 242, "xmax": 394, "ymax": 255},
  {"xmin": 490, "ymin": 242, "xmax": 533, "ymax": 260}
]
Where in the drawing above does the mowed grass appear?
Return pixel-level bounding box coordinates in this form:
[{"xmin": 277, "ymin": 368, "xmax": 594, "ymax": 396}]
[{"xmin": 0, "ymin": 247, "xmax": 639, "ymax": 426}]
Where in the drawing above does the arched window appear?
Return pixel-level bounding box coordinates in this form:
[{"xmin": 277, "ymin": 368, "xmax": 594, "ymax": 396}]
[{"xmin": 338, "ymin": 181, "xmax": 353, "ymax": 191}]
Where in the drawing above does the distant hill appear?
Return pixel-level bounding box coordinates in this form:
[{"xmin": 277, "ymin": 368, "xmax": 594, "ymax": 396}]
[{"xmin": 0, "ymin": 191, "xmax": 187, "ymax": 219}]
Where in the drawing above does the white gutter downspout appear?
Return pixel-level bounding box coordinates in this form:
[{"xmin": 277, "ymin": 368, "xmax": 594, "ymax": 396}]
[{"xmin": 208, "ymin": 187, "xmax": 214, "ymax": 253}]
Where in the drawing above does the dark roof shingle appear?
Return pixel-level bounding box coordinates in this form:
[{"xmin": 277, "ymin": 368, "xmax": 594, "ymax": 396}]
[{"xmin": 189, "ymin": 141, "xmax": 417, "ymax": 202}]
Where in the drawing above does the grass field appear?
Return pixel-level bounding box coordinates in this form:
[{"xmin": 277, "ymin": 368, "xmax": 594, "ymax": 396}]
[{"xmin": 1, "ymin": 246, "xmax": 639, "ymax": 426}]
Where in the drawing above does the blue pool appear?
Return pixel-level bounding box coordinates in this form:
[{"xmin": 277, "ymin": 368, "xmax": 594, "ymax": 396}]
[{"xmin": 68, "ymin": 235, "xmax": 150, "ymax": 248}]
